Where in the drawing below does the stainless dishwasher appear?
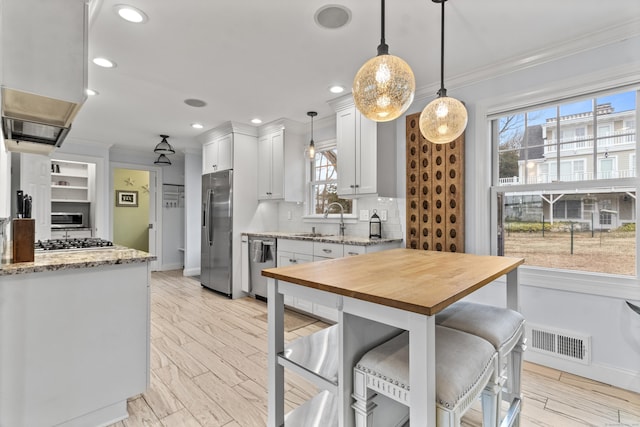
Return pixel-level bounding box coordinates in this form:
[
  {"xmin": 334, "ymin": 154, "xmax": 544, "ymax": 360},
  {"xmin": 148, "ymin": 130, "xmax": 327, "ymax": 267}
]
[{"xmin": 248, "ymin": 237, "xmax": 276, "ymax": 301}]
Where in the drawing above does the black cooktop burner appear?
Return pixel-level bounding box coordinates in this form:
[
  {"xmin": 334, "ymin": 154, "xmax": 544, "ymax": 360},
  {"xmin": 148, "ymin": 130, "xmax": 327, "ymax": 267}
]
[{"xmin": 35, "ymin": 238, "xmax": 114, "ymax": 251}]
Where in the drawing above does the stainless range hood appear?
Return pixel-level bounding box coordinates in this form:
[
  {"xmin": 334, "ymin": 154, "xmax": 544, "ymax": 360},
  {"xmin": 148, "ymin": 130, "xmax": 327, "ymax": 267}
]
[
  {"xmin": 1, "ymin": 0, "xmax": 89, "ymax": 155},
  {"xmin": 1, "ymin": 88, "xmax": 80, "ymax": 155}
]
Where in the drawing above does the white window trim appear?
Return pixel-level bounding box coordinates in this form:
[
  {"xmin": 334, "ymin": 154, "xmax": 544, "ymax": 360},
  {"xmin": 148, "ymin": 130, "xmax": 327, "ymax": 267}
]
[
  {"xmin": 303, "ymin": 138, "xmax": 357, "ymax": 220},
  {"xmin": 486, "ymin": 81, "xmax": 639, "ymax": 297}
]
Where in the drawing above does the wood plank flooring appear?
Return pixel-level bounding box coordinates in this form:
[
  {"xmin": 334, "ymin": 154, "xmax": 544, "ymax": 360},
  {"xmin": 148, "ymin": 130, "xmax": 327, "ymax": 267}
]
[{"xmin": 108, "ymin": 270, "xmax": 640, "ymax": 427}]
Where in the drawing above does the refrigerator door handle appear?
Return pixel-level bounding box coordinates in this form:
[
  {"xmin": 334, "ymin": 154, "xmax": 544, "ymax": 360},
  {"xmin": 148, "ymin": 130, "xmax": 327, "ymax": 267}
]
[{"xmin": 208, "ymin": 188, "xmax": 214, "ymax": 245}]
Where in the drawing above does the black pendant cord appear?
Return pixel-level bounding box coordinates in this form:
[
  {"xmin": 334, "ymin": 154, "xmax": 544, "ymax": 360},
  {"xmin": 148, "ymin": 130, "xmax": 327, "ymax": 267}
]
[
  {"xmin": 438, "ymin": 0, "xmax": 447, "ymax": 97},
  {"xmin": 377, "ymin": 0, "xmax": 389, "ymax": 55}
]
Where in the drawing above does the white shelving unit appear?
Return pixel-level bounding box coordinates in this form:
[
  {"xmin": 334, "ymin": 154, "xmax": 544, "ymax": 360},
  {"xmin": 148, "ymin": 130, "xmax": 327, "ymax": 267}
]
[{"xmin": 51, "ymin": 160, "xmax": 90, "ymax": 202}]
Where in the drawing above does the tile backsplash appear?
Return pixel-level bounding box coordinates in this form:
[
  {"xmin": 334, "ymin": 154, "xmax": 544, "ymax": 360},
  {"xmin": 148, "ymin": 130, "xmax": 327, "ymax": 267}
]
[{"xmin": 273, "ymin": 196, "xmax": 404, "ymax": 240}]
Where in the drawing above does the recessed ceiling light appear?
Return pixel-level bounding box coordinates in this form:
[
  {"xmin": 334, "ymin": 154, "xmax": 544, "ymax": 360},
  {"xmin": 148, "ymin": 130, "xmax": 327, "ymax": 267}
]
[
  {"xmin": 315, "ymin": 5, "xmax": 352, "ymax": 29},
  {"xmin": 191, "ymin": 123, "xmax": 204, "ymax": 129},
  {"xmin": 329, "ymin": 85, "xmax": 345, "ymax": 94},
  {"xmin": 86, "ymin": 88, "xmax": 99, "ymax": 96},
  {"xmin": 251, "ymin": 118, "xmax": 262, "ymax": 124},
  {"xmin": 184, "ymin": 98, "xmax": 207, "ymax": 108},
  {"xmin": 114, "ymin": 4, "xmax": 148, "ymax": 23},
  {"xmin": 92, "ymin": 57, "xmax": 116, "ymax": 68}
]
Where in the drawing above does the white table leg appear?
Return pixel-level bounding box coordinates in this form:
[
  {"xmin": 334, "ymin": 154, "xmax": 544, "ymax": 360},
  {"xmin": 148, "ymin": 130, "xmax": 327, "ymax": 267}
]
[
  {"xmin": 267, "ymin": 278, "xmax": 284, "ymax": 427},
  {"xmin": 409, "ymin": 312, "xmax": 436, "ymax": 427},
  {"xmin": 506, "ymin": 268, "xmax": 520, "ymax": 312}
]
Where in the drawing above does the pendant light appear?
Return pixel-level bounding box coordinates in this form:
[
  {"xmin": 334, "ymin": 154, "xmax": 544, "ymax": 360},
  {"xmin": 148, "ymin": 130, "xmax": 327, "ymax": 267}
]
[
  {"xmin": 419, "ymin": 0, "xmax": 467, "ymax": 144},
  {"xmin": 154, "ymin": 153, "xmax": 172, "ymax": 165},
  {"xmin": 307, "ymin": 111, "xmax": 317, "ymax": 159},
  {"xmin": 154, "ymin": 134, "xmax": 175, "ymax": 155},
  {"xmin": 352, "ymin": 0, "xmax": 415, "ymax": 122}
]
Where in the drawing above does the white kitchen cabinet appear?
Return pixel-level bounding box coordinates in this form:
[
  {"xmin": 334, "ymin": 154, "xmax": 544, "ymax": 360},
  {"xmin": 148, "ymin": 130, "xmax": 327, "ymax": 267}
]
[
  {"xmin": 18, "ymin": 153, "xmax": 51, "ymax": 241},
  {"xmin": 202, "ymin": 134, "xmax": 232, "ymax": 174},
  {"xmin": 330, "ymin": 96, "xmax": 397, "ymax": 199},
  {"xmin": 277, "ymin": 239, "xmax": 314, "ymax": 309},
  {"xmin": 257, "ymin": 120, "xmax": 305, "ymax": 202},
  {"xmin": 276, "ymin": 238, "xmax": 400, "ymax": 323}
]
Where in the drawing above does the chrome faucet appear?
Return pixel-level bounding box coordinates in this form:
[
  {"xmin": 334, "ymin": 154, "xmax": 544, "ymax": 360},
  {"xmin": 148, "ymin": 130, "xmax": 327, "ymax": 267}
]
[{"xmin": 324, "ymin": 202, "xmax": 346, "ymax": 237}]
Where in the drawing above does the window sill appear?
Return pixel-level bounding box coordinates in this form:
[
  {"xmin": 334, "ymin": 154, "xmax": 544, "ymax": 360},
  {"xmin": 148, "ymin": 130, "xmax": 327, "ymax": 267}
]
[{"xmin": 498, "ymin": 264, "xmax": 638, "ymax": 300}]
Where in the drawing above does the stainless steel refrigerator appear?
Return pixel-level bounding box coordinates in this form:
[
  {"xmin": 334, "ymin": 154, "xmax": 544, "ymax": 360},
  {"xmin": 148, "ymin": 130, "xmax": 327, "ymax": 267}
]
[{"xmin": 201, "ymin": 169, "xmax": 233, "ymax": 297}]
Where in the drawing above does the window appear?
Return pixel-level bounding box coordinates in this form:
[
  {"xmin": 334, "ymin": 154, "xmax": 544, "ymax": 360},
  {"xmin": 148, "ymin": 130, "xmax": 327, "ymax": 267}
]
[
  {"xmin": 493, "ymin": 88, "xmax": 637, "ymax": 276},
  {"xmin": 308, "ymin": 140, "xmax": 353, "ymax": 215}
]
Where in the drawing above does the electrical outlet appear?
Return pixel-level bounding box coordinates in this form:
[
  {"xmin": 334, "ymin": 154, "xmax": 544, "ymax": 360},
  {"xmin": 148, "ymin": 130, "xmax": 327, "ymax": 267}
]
[
  {"xmin": 287, "ymin": 210, "xmax": 292, "ymax": 220},
  {"xmin": 359, "ymin": 209, "xmax": 369, "ymax": 221},
  {"xmin": 380, "ymin": 210, "xmax": 388, "ymax": 221}
]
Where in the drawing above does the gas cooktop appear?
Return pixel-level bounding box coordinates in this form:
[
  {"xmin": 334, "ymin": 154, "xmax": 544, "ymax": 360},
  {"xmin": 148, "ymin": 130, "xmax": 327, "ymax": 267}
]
[{"xmin": 35, "ymin": 238, "xmax": 114, "ymax": 251}]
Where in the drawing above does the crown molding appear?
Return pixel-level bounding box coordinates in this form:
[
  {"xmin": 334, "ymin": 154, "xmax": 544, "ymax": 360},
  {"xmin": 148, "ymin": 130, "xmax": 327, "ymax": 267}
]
[{"xmin": 414, "ymin": 18, "xmax": 640, "ymax": 105}]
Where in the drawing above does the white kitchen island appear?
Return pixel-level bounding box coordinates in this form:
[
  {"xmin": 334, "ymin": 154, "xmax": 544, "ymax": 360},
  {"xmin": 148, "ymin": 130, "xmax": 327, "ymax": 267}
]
[
  {"xmin": 263, "ymin": 248, "xmax": 524, "ymax": 427},
  {"xmin": 0, "ymin": 247, "xmax": 155, "ymax": 427}
]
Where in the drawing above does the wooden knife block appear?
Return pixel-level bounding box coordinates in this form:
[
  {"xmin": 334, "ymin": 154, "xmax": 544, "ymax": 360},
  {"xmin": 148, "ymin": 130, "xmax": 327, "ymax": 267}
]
[{"xmin": 12, "ymin": 219, "xmax": 35, "ymax": 263}]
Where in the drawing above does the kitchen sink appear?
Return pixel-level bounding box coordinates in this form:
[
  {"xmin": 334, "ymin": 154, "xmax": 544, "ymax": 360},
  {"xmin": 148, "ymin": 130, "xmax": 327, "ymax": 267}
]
[{"xmin": 290, "ymin": 232, "xmax": 334, "ymax": 238}]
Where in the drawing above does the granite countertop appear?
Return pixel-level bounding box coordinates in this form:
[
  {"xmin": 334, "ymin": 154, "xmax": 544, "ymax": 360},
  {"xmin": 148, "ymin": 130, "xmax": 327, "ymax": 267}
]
[
  {"xmin": 242, "ymin": 231, "xmax": 402, "ymax": 246},
  {"xmin": 0, "ymin": 246, "xmax": 156, "ymax": 276}
]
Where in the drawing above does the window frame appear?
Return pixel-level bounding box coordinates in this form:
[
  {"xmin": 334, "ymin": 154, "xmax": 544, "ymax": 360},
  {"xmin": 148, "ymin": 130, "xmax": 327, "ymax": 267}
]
[
  {"xmin": 488, "ymin": 85, "xmax": 639, "ymax": 298},
  {"xmin": 304, "ymin": 138, "xmax": 357, "ymax": 220}
]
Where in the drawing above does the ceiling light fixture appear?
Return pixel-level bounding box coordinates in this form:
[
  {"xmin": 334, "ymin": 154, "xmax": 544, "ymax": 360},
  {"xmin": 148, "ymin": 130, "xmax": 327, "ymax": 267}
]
[
  {"xmin": 154, "ymin": 154, "xmax": 172, "ymax": 166},
  {"xmin": 191, "ymin": 123, "xmax": 204, "ymax": 129},
  {"xmin": 251, "ymin": 118, "xmax": 263, "ymax": 124},
  {"xmin": 154, "ymin": 134, "xmax": 175, "ymax": 155},
  {"xmin": 329, "ymin": 85, "xmax": 345, "ymax": 94},
  {"xmin": 419, "ymin": 0, "xmax": 468, "ymax": 144},
  {"xmin": 114, "ymin": 4, "xmax": 148, "ymax": 23},
  {"xmin": 92, "ymin": 57, "xmax": 116, "ymax": 68},
  {"xmin": 352, "ymin": 0, "xmax": 415, "ymax": 122},
  {"xmin": 307, "ymin": 111, "xmax": 317, "ymax": 159},
  {"xmin": 86, "ymin": 89, "xmax": 99, "ymax": 96}
]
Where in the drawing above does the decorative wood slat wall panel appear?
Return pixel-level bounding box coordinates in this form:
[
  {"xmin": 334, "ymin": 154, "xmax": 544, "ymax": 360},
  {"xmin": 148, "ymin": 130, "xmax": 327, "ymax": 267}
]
[{"xmin": 406, "ymin": 112, "xmax": 464, "ymax": 252}]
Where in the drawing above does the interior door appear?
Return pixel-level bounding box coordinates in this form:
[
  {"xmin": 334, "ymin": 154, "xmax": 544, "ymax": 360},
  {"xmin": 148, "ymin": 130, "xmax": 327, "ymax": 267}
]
[{"xmin": 148, "ymin": 170, "xmax": 158, "ymax": 271}]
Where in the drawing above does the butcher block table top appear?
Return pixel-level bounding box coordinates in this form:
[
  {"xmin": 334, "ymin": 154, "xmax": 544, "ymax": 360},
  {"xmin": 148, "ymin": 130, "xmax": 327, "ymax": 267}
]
[{"xmin": 262, "ymin": 248, "xmax": 524, "ymax": 316}]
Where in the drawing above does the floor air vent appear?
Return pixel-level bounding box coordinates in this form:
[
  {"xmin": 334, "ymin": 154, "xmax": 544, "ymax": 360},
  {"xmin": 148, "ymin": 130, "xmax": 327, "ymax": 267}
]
[{"xmin": 526, "ymin": 324, "xmax": 591, "ymax": 365}]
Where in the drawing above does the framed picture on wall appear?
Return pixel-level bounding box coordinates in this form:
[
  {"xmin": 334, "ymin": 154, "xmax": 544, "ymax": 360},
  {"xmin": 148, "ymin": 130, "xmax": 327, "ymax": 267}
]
[{"xmin": 116, "ymin": 190, "xmax": 138, "ymax": 207}]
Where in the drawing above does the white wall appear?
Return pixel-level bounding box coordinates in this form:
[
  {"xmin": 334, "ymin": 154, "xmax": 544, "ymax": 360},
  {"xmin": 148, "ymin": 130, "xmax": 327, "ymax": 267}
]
[
  {"xmin": 183, "ymin": 150, "xmax": 201, "ymax": 276},
  {"xmin": 395, "ymin": 34, "xmax": 640, "ymax": 392}
]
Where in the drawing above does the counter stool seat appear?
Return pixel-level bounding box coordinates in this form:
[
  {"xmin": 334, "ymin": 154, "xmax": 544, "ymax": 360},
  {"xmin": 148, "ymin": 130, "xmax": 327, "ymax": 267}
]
[
  {"xmin": 352, "ymin": 327, "xmax": 501, "ymax": 427},
  {"xmin": 435, "ymin": 301, "xmax": 526, "ymax": 404}
]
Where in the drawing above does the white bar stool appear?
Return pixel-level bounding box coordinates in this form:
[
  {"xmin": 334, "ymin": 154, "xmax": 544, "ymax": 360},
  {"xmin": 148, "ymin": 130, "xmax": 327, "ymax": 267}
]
[
  {"xmin": 435, "ymin": 301, "xmax": 526, "ymax": 423},
  {"xmin": 352, "ymin": 327, "xmax": 502, "ymax": 427}
]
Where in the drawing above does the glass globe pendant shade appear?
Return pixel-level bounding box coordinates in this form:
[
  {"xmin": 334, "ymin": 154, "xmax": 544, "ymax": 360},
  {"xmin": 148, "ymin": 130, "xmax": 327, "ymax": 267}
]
[
  {"xmin": 419, "ymin": 96, "xmax": 468, "ymax": 144},
  {"xmin": 353, "ymin": 54, "xmax": 415, "ymax": 122}
]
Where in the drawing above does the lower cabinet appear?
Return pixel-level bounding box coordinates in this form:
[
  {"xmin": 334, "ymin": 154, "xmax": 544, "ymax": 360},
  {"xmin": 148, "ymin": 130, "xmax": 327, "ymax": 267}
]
[
  {"xmin": 277, "ymin": 238, "xmax": 400, "ymax": 323},
  {"xmin": 51, "ymin": 229, "xmax": 93, "ymax": 239}
]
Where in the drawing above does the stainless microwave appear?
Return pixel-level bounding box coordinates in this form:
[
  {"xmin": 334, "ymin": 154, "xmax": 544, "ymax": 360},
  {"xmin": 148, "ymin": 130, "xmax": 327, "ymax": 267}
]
[{"xmin": 51, "ymin": 212, "xmax": 84, "ymax": 228}]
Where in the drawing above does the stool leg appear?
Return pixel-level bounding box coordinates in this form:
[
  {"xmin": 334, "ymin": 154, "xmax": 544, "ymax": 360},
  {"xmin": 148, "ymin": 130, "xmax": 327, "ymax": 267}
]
[
  {"xmin": 504, "ymin": 337, "xmax": 526, "ymax": 427},
  {"xmin": 481, "ymin": 367, "xmax": 503, "ymax": 427},
  {"xmin": 352, "ymin": 369, "xmax": 377, "ymax": 427}
]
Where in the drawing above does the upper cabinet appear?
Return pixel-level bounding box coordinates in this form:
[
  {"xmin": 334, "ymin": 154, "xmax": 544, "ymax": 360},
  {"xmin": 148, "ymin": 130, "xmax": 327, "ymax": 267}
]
[
  {"xmin": 330, "ymin": 96, "xmax": 397, "ymax": 199},
  {"xmin": 203, "ymin": 134, "xmax": 232, "ymax": 174},
  {"xmin": 1, "ymin": 0, "xmax": 88, "ymax": 155},
  {"xmin": 257, "ymin": 120, "xmax": 305, "ymax": 202}
]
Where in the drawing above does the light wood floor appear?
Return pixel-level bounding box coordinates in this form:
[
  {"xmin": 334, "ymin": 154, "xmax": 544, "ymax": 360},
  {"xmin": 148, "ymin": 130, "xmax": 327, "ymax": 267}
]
[{"xmin": 108, "ymin": 270, "xmax": 640, "ymax": 427}]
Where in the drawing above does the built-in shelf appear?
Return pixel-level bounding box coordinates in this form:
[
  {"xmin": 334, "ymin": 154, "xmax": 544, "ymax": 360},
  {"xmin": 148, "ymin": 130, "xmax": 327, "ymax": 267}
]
[
  {"xmin": 278, "ymin": 324, "xmax": 338, "ymax": 393},
  {"xmin": 284, "ymin": 390, "xmax": 338, "ymax": 426},
  {"xmin": 51, "ymin": 159, "xmax": 91, "ymax": 203}
]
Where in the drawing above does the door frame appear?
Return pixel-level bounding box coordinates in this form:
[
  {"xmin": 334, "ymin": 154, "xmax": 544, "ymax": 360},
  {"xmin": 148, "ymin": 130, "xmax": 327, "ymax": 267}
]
[{"xmin": 110, "ymin": 162, "xmax": 163, "ymax": 271}]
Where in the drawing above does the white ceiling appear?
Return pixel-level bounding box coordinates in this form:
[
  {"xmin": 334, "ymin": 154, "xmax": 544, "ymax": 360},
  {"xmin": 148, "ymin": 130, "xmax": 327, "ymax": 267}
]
[{"xmin": 68, "ymin": 0, "xmax": 640, "ymax": 154}]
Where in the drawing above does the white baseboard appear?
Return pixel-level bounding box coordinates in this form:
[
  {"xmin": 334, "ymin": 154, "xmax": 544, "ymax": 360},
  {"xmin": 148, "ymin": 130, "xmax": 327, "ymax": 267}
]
[
  {"xmin": 159, "ymin": 263, "xmax": 183, "ymax": 271},
  {"xmin": 525, "ymin": 352, "xmax": 640, "ymax": 394},
  {"xmin": 183, "ymin": 267, "xmax": 200, "ymax": 276}
]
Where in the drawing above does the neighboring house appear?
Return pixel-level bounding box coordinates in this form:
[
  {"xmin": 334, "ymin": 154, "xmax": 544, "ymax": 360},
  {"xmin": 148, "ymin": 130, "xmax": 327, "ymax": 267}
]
[{"xmin": 501, "ymin": 103, "xmax": 636, "ymax": 229}]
